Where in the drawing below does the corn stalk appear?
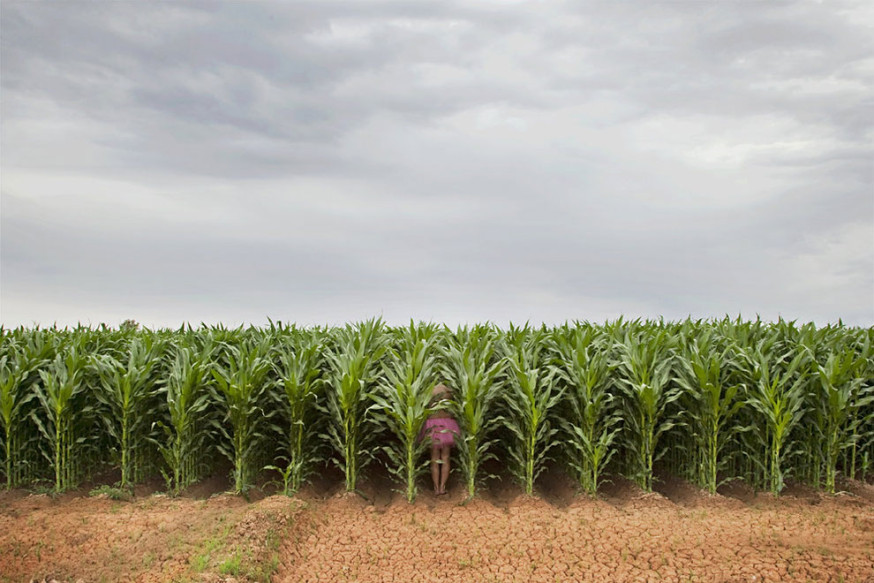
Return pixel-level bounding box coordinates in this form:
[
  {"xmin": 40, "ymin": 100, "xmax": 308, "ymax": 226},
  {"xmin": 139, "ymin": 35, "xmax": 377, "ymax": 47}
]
[
  {"xmin": 324, "ymin": 318, "xmax": 388, "ymax": 492},
  {"xmin": 31, "ymin": 345, "xmax": 92, "ymax": 492},
  {"xmin": 675, "ymin": 330, "xmax": 744, "ymax": 494},
  {"xmin": 617, "ymin": 326, "xmax": 680, "ymax": 492},
  {"xmin": 0, "ymin": 347, "xmax": 41, "ymax": 489},
  {"xmin": 552, "ymin": 323, "xmax": 620, "ymax": 497},
  {"xmin": 211, "ymin": 338, "xmax": 273, "ymax": 494},
  {"xmin": 812, "ymin": 339, "xmax": 871, "ymax": 493},
  {"xmin": 92, "ymin": 336, "xmax": 161, "ymax": 488},
  {"xmin": 156, "ymin": 344, "xmax": 214, "ymax": 495},
  {"xmin": 441, "ymin": 324, "xmax": 504, "ymax": 499},
  {"xmin": 501, "ymin": 325, "xmax": 563, "ymax": 496},
  {"xmin": 742, "ymin": 339, "xmax": 808, "ymax": 495},
  {"xmin": 270, "ymin": 329, "xmax": 325, "ymax": 495},
  {"xmin": 371, "ymin": 327, "xmax": 440, "ymax": 502}
]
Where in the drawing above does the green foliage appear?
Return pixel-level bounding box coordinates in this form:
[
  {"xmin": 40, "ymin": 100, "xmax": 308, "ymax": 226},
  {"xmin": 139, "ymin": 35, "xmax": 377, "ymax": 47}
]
[
  {"xmin": 441, "ymin": 324, "xmax": 505, "ymax": 499},
  {"xmin": 211, "ymin": 337, "xmax": 274, "ymax": 494},
  {"xmin": 92, "ymin": 336, "xmax": 162, "ymax": 488},
  {"xmin": 219, "ymin": 552, "xmax": 242, "ymax": 576},
  {"xmin": 270, "ymin": 328, "xmax": 325, "ymax": 495},
  {"xmin": 0, "ymin": 352, "xmax": 37, "ymax": 489},
  {"xmin": 371, "ymin": 323, "xmax": 442, "ymax": 502},
  {"xmin": 742, "ymin": 333, "xmax": 809, "ymax": 495},
  {"xmin": 810, "ymin": 335, "xmax": 872, "ymax": 493},
  {"xmin": 551, "ymin": 323, "xmax": 620, "ymax": 497},
  {"xmin": 501, "ymin": 324, "xmax": 563, "ymax": 496},
  {"xmin": 31, "ymin": 341, "xmax": 93, "ymax": 492},
  {"xmin": 1, "ymin": 328, "xmax": 56, "ymax": 488},
  {"xmin": 617, "ymin": 324, "xmax": 681, "ymax": 492},
  {"xmin": 89, "ymin": 484, "xmax": 131, "ymax": 500},
  {"xmin": 0, "ymin": 318, "xmax": 871, "ymax": 501},
  {"xmin": 324, "ymin": 318, "xmax": 389, "ymax": 492},
  {"xmin": 156, "ymin": 343, "xmax": 214, "ymax": 495},
  {"xmin": 675, "ymin": 328, "xmax": 744, "ymax": 494}
]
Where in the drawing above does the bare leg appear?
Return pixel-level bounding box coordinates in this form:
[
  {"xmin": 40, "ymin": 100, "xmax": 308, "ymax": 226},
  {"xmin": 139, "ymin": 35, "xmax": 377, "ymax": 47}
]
[
  {"xmin": 431, "ymin": 445, "xmax": 441, "ymax": 495},
  {"xmin": 439, "ymin": 446, "xmax": 451, "ymax": 494}
]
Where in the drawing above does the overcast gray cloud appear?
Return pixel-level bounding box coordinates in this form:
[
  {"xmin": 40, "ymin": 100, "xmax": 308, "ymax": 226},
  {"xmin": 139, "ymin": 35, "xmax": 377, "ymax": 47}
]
[{"xmin": 2, "ymin": 0, "xmax": 872, "ymax": 328}]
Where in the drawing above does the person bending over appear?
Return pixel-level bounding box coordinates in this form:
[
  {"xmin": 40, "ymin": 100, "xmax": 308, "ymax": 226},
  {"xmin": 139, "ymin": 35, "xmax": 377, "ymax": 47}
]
[{"xmin": 422, "ymin": 384, "xmax": 460, "ymax": 496}]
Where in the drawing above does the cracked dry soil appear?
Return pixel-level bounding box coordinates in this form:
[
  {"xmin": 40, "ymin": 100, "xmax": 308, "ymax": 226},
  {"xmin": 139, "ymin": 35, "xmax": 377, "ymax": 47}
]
[
  {"xmin": 2, "ymin": 477, "xmax": 874, "ymax": 583},
  {"xmin": 277, "ymin": 484, "xmax": 874, "ymax": 583}
]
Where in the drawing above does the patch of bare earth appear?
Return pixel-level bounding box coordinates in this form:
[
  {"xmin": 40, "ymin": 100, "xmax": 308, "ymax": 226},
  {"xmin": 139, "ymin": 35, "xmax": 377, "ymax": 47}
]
[
  {"xmin": 2, "ymin": 475, "xmax": 874, "ymax": 583},
  {"xmin": 0, "ymin": 488, "xmax": 304, "ymax": 583},
  {"xmin": 277, "ymin": 480, "xmax": 874, "ymax": 583}
]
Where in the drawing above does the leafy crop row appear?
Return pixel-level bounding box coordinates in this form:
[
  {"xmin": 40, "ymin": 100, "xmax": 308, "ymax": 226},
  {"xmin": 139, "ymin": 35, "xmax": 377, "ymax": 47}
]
[{"xmin": 1, "ymin": 317, "xmax": 871, "ymax": 501}]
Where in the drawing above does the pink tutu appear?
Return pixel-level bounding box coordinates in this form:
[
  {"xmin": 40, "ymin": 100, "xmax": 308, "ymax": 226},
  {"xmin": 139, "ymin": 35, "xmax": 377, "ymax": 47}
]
[{"xmin": 422, "ymin": 418, "xmax": 461, "ymax": 447}]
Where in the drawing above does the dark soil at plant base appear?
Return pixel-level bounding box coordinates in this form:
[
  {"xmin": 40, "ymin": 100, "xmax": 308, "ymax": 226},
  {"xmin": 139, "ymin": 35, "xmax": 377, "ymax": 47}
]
[{"xmin": 1, "ymin": 473, "xmax": 873, "ymax": 583}]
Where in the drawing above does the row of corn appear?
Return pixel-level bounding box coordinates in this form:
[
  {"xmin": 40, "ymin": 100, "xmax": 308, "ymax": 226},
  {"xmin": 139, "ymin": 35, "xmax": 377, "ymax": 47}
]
[{"xmin": 1, "ymin": 318, "xmax": 872, "ymax": 502}]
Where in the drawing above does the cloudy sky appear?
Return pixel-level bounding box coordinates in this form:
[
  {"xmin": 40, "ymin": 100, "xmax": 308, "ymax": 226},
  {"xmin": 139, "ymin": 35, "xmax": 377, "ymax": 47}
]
[{"xmin": 2, "ymin": 1, "xmax": 872, "ymax": 329}]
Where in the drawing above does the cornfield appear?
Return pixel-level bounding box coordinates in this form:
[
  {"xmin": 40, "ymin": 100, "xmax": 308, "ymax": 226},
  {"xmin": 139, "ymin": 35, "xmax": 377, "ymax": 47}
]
[{"xmin": 1, "ymin": 318, "xmax": 872, "ymax": 500}]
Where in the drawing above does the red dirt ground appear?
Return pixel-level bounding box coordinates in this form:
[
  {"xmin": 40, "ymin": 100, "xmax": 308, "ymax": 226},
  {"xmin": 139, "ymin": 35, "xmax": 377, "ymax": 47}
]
[{"xmin": 2, "ymin": 476, "xmax": 873, "ymax": 583}]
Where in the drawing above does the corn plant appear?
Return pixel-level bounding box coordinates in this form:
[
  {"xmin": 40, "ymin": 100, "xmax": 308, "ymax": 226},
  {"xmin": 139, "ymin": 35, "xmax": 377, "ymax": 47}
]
[
  {"xmin": 0, "ymin": 356, "xmax": 21, "ymax": 489},
  {"xmin": 269, "ymin": 329, "xmax": 325, "ymax": 495},
  {"xmin": 851, "ymin": 330, "xmax": 874, "ymax": 481},
  {"xmin": 0, "ymin": 337, "xmax": 48, "ymax": 489},
  {"xmin": 92, "ymin": 336, "xmax": 161, "ymax": 488},
  {"xmin": 156, "ymin": 344, "xmax": 214, "ymax": 494},
  {"xmin": 211, "ymin": 338, "xmax": 273, "ymax": 494},
  {"xmin": 31, "ymin": 345, "xmax": 93, "ymax": 491},
  {"xmin": 2, "ymin": 318, "xmax": 872, "ymax": 497},
  {"xmin": 324, "ymin": 318, "xmax": 389, "ymax": 492},
  {"xmin": 371, "ymin": 330, "xmax": 440, "ymax": 502},
  {"xmin": 2, "ymin": 329, "xmax": 58, "ymax": 487},
  {"xmin": 742, "ymin": 339, "xmax": 809, "ymax": 495},
  {"xmin": 811, "ymin": 339, "xmax": 872, "ymax": 493},
  {"xmin": 441, "ymin": 324, "xmax": 505, "ymax": 499},
  {"xmin": 502, "ymin": 325, "xmax": 563, "ymax": 496},
  {"xmin": 617, "ymin": 326, "xmax": 680, "ymax": 492},
  {"xmin": 675, "ymin": 330, "xmax": 744, "ymax": 494},
  {"xmin": 552, "ymin": 323, "xmax": 620, "ymax": 497}
]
